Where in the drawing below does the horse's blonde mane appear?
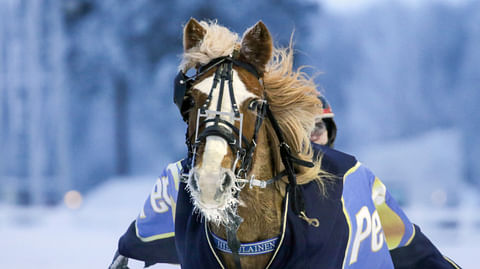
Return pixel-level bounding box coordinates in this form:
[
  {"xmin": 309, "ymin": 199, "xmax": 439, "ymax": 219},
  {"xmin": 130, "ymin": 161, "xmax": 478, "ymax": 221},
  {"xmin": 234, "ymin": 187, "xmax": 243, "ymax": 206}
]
[
  {"xmin": 180, "ymin": 21, "xmax": 326, "ymax": 190},
  {"xmin": 263, "ymin": 46, "xmax": 325, "ymax": 189}
]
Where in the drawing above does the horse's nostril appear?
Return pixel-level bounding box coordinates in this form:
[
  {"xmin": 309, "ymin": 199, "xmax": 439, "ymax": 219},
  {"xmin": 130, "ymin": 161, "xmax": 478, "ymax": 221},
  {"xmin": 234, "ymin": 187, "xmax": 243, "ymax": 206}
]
[
  {"xmin": 214, "ymin": 173, "xmax": 232, "ymax": 201},
  {"xmin": 221, "ymin": 172, "xmax": 232, "ymax": 191},
  {"xmin": 190, "ymin": 172, "xmax": 200, "ymax": 192}
]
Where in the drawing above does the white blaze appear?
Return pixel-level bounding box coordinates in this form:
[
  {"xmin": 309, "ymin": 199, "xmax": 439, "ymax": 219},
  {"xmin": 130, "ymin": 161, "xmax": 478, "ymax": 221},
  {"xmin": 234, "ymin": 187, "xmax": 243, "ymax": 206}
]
[{"xmin": 194, "ymin": 70, "xmax": 257, "ymax": 174}]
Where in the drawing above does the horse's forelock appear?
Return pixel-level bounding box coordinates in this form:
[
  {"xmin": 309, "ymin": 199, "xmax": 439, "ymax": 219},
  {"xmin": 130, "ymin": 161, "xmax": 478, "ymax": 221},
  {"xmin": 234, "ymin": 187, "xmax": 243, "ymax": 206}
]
[{"xmin": 180, "ymin": 20, "xmax": 239, "ymax": 71}]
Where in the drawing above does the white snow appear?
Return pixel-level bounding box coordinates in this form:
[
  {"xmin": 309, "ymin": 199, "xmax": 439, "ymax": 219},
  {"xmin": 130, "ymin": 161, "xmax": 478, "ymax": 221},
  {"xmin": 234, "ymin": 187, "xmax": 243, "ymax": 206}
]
[{"xmin": 0, "ymin": 176, "xmax": 179, "ymax": 269}]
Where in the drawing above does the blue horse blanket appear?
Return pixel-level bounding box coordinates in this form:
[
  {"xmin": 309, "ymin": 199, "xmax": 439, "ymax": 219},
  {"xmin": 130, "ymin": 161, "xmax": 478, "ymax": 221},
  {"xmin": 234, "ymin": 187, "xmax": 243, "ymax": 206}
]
[{"xmin": 117, "ymin": 145, "xmax": 460, "ymax": 268}]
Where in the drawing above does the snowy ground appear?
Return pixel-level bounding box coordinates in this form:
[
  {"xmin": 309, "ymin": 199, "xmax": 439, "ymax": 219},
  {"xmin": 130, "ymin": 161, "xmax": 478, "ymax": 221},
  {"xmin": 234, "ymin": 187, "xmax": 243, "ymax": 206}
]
[
  {"xmin": 0, "ymin": 175, "xmax": 476, "ymax": 268},
  {"xmin": 404, "ymin": 206, "xmax": 478, "ymax": 268},
  {"xmin": 0, "ymin": 176, "xmax": 177, "ymax": 269}
]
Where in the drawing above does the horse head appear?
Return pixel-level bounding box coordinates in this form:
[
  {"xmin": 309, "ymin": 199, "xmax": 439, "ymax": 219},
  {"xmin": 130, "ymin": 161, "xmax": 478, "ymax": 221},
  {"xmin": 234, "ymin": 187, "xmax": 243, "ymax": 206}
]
[{"xmin": 179, "ymin": 19, "xmax": 273, "ymax": 224}]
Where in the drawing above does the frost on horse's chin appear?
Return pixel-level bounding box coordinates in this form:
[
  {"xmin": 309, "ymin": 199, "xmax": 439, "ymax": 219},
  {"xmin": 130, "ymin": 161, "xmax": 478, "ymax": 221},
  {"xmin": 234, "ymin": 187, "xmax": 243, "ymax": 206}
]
[{"xmin": 192, "ymin": 193, "xmax": 241, "ymax": 226}]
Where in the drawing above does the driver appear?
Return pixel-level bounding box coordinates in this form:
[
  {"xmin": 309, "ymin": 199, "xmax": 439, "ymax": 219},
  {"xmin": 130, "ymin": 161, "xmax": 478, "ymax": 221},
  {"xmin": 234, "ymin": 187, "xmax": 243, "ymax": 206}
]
[{"xmin": 310, "ymin": 95, "xmax": 336, "ymax": 148}]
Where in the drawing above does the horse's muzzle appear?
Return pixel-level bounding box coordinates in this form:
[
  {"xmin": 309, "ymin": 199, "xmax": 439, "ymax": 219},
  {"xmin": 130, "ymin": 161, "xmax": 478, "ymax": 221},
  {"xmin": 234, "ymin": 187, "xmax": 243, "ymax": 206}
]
[{"xmin": 189, "ymin": 168, "xmax": 235, "ymax": 209}]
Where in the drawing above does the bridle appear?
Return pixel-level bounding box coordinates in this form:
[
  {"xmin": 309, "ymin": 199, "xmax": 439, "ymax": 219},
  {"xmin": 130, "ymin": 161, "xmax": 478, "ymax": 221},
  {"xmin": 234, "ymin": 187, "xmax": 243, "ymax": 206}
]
[{"xmin": 175, "ymin": 54, "xmax": 269, "ymax": 189}]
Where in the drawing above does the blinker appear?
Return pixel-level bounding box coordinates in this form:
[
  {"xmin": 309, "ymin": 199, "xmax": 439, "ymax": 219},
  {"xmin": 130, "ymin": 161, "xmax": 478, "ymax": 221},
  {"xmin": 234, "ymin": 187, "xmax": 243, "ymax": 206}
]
[{"xmin": 173, "ymin": 71, "xmax": 194, "ymax": 121}]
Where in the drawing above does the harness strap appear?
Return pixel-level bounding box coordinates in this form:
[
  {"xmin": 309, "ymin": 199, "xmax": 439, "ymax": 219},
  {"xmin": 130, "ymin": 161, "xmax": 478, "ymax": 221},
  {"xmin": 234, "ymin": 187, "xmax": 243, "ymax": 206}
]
[
  {"xmin": 198, "ymin": 57, "xmax": 228, "ymax": 74},
  {"xmin": 202, "ymin": 118, "xmax": 251, "ymax": 149},
  {"xmin": 226, "ymin": 211, "xmax": 243, "ymax": 269},
  {"xmin": 197, "ymin": 57, "xmax": 259, "ymax": 79},
  {"xmin": 270, "ymin": 170, "xmax": 288, "ymax": 182},
  {"xmin": 265, "ymin": 104, "xmax": 313, "ymax": 216},
  {"xmin": 214, "ymin": 64, "xmax": 228, "ymax": 124},
  {"xmin": 231, "ymin": 59, "xmax": 260, "ymax": 78},
  {"xmin": 227, "ymin": 61, "xmax": 241, "ymax": 117},
  {"xmin": 241, "ymin": 100, "xmax": 267, "ymax": 174},
  {"xmin": 195, "ymin": 125, "xmax": 246, "ymax": 156},
  {"xmin": 202, "ymin": 64, "xmax": 223, "ymax": 112}
]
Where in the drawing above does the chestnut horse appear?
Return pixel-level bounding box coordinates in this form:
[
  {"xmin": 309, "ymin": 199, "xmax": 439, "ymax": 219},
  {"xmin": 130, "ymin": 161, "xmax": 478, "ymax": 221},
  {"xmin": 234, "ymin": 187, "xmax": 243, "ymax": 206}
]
[{"xmin": 179, "ymin": 18, "xmax": 325, "ymax": 269}]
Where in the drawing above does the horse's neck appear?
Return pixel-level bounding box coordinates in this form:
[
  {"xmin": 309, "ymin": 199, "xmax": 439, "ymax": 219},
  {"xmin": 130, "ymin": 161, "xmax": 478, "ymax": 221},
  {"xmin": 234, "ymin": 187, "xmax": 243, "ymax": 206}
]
[
  {"xmin": 211, "ymin": 125, "xmax": 283, "ymax": 242},
  {"xmin": 236, "ymin": 128, "xmax": 283, "ymax": 242}
]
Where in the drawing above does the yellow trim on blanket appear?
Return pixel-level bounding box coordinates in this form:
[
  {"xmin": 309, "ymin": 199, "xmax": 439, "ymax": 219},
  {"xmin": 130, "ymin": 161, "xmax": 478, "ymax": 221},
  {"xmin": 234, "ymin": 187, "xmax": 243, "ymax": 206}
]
[
  {"xmin": 404, "ymin": 224, "xmax": 416, "ymax": 246},
  {"xmin": 135, "ymin": 221, "xmax": 175, "ymax": 242},
  {"xmin": 205, "ymin": 222, "xmax": 226, "ymax": 269},
  {"xmin": 266, "ymin": 192, "xmax": 290, "ymax": 269},
  {"xmin": 443, "ymin": 255, "xmax": 460, "ymax": 269}
]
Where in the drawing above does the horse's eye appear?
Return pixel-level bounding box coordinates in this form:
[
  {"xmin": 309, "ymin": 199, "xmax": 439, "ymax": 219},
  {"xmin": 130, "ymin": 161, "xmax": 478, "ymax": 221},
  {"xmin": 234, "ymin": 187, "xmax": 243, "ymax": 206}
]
[{"xmin": 248, "ymin": 99, "xmax": 259, "ymax": 111}]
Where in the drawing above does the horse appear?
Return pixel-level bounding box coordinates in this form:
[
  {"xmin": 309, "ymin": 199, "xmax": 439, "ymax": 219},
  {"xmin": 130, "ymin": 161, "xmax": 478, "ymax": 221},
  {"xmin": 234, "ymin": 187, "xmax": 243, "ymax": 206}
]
[
  {"xmin": 111, "ymin": 18, "xmax": 460, "ymax": 269},
  {"xmin": 177, "ymin": 18, "xmax": 325, "ymax": 269}
]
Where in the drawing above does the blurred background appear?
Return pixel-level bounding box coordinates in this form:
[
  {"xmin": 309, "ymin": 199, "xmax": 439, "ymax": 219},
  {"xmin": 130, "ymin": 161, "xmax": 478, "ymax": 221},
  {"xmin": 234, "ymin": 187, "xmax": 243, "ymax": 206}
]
[{"xmin": 0, "ymin": 0, "xmax": 477, "ymax": 267}]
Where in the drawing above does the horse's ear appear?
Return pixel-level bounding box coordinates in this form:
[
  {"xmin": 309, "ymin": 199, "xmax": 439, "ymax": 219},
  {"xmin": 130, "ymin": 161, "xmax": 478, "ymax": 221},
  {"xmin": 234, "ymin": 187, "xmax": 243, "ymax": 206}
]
[
  {"xmin": 183, "ymin": 18, "xmax": 206, "ymax": 51},
  {"xmin": 239, "ymin": 21, "xmax": 273, "ymax": 76}
]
